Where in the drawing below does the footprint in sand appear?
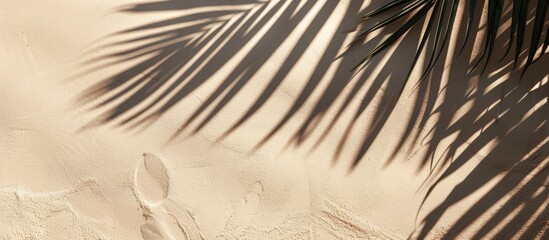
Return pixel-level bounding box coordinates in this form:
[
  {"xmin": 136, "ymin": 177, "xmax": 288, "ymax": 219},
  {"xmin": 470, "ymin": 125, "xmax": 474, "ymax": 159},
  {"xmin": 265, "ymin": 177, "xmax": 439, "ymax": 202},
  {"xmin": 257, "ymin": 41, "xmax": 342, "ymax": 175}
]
[
  {"xmin": 224, "ymin": 181, "xmax": 264, "ymax": 231},
  {"xmin": 134, "ymin": 153, "xmax": 204, "ymax": 240},
  {"xmin": 241, "ymin": 181, "xmax": 263, "ymax": 216},
  {"xmin": 135, "ymin": 153, "xmax": 170, "ymax": 205}
]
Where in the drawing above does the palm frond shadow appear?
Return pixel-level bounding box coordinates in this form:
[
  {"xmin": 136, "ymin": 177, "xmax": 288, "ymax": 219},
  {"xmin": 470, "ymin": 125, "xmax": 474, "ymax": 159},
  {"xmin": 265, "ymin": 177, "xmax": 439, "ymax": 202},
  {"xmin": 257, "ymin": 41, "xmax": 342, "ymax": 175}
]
[
  {"xmin": 410, "ymin": 52, "xmax": 548, "ymax": 239},
  {"xmin": 76, "ymin": 0, "xmax": 548, "ymax": 238}
]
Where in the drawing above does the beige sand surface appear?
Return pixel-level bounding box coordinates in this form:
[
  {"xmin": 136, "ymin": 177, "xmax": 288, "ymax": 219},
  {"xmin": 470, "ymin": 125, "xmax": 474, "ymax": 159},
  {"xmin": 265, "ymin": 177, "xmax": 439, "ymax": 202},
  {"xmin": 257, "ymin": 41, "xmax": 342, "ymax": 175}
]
[{"xmin": 1, "ymin": 0, "xmax": 547, "ymax": 239}]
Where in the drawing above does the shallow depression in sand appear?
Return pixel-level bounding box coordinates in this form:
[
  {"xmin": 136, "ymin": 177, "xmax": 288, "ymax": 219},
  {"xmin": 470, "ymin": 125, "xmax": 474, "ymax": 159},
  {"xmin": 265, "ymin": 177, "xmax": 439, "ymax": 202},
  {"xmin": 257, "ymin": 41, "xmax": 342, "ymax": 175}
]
[
  {"xmin": 134, "ymin": 153, "xmax": 205, "ymax": 240},
  {"xmin": 135, "ymin": 153, "xmax": 170, "ymax": 205}
]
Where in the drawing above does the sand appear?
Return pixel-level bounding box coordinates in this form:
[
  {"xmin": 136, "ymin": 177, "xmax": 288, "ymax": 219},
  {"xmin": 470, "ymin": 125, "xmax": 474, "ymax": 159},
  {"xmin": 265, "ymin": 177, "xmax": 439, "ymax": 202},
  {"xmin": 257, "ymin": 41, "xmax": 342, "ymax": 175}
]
[{"xmin": 1, "ymin": 0, "xmax": 547, "ymax": 239}]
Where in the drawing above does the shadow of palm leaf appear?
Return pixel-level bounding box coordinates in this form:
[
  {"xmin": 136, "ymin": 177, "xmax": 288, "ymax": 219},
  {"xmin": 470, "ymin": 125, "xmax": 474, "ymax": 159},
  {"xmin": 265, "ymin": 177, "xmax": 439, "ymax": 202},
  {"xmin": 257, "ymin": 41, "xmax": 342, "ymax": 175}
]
[
  {"xmin": 354, "ymin": 1, "xmax": 548, "ymax": 238},
  {"xmin": 411, "ymin": 55, "xmax": 548, "ymax": 239},
  {"xmin": 77, "ymin": 0, "xmax": 548, "ymax": 238}
]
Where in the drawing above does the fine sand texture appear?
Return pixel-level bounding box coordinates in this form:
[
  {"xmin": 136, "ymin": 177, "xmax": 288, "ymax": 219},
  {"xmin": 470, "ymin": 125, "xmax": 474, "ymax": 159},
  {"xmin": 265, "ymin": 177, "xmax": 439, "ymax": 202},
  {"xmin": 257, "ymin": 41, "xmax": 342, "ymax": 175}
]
[{"xmin": 1, "ymin": 0, "xmax": 548, "ymax": 239}]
